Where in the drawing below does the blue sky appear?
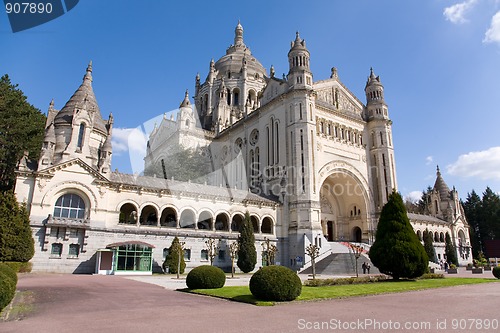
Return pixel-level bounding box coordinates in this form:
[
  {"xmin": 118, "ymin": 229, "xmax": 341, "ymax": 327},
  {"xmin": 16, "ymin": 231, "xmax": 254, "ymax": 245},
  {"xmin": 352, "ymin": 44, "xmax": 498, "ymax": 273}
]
[{"xmin": 1, "ymin": 0, "xmax": 499, "ymax": 201}]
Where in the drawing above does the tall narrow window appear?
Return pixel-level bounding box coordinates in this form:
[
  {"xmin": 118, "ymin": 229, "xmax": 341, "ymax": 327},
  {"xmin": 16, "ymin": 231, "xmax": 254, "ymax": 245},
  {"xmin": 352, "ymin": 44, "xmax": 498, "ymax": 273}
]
[
  {"xmin": 77, "ymin": 123, "xmax": 85, "ymax": 149},
  {"xmin": 233, "ymin": 89, "xmax": 240, "ymax": 106},
  {"xmin": 275, "ymin": 121, "xmax": 279, "ymax": 164},
  {"xmin": 161, "ymin": 159, "xmax": 167, "ymax": 179}
]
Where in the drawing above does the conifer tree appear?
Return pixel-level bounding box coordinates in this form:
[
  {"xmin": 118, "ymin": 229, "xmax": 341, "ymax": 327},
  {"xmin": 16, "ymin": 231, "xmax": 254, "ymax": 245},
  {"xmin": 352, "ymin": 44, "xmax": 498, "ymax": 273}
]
[
  {"xmin": 369, "ymin": 191, "xmax": 428, "ymax": 279},
  {"xmin": 237, "ymin": 211, "xmax": 256, "ymax": 273},
  {"xmin": 445, "ymin": 233, "xmax": 458, "ymax": 266},
  {"xmin": 0, "ymin": 75, "xmax": 45, "ymax": 192},
  {"xmin": 0, "ymin": 191, "xmax": 34, "ymax": 262},
  {"xmin": 423, "ymin": 229, "xmax": 437, "ymax": 263},
  {"xmin": 163, "ymin": 236, "xmax": 186, "ymax": 274}
]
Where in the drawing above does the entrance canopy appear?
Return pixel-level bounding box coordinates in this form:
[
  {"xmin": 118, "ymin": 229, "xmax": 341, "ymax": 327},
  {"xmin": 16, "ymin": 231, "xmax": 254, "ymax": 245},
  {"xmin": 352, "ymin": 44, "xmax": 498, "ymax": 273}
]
[{"xmin": 95, "ymin": 241, "xmax": 155, "ymax": 275}]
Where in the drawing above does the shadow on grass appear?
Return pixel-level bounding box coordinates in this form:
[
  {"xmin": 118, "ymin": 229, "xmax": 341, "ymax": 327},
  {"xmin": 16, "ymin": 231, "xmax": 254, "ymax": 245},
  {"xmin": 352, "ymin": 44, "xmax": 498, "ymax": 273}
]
[{"xmin": 177, "ymin": 288, "xmax": 274, "ymax": 306}]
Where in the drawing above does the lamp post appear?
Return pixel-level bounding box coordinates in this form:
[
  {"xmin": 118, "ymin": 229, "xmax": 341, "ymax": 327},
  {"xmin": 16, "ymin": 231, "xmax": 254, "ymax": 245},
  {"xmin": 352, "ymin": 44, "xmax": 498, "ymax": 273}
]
[{"xmin": 351, "ymin": 244, "xmax": 364, "ymax": 278}]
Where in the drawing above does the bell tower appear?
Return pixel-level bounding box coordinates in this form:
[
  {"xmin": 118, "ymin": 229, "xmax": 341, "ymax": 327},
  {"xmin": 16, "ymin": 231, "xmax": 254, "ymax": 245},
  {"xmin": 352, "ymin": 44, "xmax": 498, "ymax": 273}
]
[
  {"xmin": 365, "ymin": 68, "xmax": 397, "ymax": 211},
  {"xmin": 287, "ymin": 32, "xmax": 313, "ymax": 90}
]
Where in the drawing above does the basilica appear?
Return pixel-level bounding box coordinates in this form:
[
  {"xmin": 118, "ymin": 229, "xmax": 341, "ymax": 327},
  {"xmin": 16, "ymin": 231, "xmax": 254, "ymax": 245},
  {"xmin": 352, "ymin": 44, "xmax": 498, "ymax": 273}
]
[{"xmin": 14, "ymin": 22, "xmax": 472, "ymax": 274}]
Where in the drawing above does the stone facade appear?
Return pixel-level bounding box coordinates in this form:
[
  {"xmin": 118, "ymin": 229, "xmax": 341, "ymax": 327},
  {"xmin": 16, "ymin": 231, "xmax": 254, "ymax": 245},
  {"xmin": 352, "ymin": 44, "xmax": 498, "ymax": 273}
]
[{"xmin": 14, "ymin": 22, "xmax": 471, "ymax": 274}]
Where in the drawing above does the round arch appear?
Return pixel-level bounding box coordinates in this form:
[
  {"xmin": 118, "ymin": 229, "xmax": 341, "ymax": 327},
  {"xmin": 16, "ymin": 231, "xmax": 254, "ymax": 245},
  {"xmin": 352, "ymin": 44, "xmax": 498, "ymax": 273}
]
[
  {"xmin": 42, "ymin": 181, "xmax": 97, "ymax": 215},
  {"xmin": 140, "ymin": 205, "xmax": 158, "ymax": 226},
  {"xmin": 319, "ymin": 166, "xmax": 371, "ymax": 243},
  {"xmin": 215, "ymin": 212, "xmax": 229, "ymax": 231},
  {"xmin": 198, "ymin": 210, "xmax": 214, "ymax": 230},
  {"xmin": 119, "ymin": 203, "xmax": 138, "ymax": 224},
  {"xmin": 179, "ymin": 209, "xmax": 196, "ymax": 229},
  {"xmin": 250, "ymin": 215, "xmax": 259, "ymax": 233},
  {"xmin": 160, "ymin": 206, "xmax": 177, "ymax": 227},
  {"xmin": 261, "ymin": 216, "xmax": 273, "ymax": 234},
  {"xmin": 231, "ymin": 213, "xmax": 244, "ymax": 232},
  {"xmin": 352, "ymin": 226, "xmax": 362, "ymax": 242}
]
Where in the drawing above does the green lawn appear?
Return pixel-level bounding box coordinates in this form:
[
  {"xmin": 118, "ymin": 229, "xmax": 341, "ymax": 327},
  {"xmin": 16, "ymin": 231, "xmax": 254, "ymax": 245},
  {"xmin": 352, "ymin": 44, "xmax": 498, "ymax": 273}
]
[{"xmin": 181, "ymin": 278, "xmax": 498, "ymax": 306}]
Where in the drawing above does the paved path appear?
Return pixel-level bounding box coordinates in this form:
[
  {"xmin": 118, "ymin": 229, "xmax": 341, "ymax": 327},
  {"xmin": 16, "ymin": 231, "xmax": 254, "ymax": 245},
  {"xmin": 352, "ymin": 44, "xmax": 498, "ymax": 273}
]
[{"xmin": 1, "ymin": 273, "xmax": 499, "ymax": 333}]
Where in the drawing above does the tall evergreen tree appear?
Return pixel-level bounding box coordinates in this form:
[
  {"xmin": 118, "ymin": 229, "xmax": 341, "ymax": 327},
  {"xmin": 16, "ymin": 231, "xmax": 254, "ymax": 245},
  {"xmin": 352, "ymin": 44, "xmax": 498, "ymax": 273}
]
[
  {"xmin": 445, "ymin": 233, "xmax": 458, "ymax": 266},
  {"xmin": 163, "ymin": 236, "xmax": 186, "ymax": 274},
  {"xmin": 463, "ymin": 190, "xmax": 483, "ymax": 258},
  {"xmin": 369, "ymin": 191, "xmax": 428, "ymax": 279},
  {"xmin": 423, "ymin": 229, "xmax": 437, "ymax": 263},
  {"xmin": 416, "ymin": 186, "xmax": 433, "ymax": 214},
  {"xmin": 0, "ymin": 75, "xmax": 46, "ymax": 192},
  {"xmin": 480, "ymin": 187, "xmax": 500, "ymax": 242},
  {"xmin": 237, "ymin": 211, "xmax": 256, "ymax": 273},
  {"xmin": 0, "ymin": 191, "xmax": 34, "ymax": 262}
]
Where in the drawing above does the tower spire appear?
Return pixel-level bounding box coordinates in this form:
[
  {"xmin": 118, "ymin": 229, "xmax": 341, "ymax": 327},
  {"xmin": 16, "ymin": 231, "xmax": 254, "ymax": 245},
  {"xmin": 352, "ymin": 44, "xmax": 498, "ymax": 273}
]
[
  {"xmin": 180, "ymin": 89, "xmax": 191, "ymax": 107},
  {"xmin": 234, "ymin": 21, "xmax": 244, "ymax": 47}
]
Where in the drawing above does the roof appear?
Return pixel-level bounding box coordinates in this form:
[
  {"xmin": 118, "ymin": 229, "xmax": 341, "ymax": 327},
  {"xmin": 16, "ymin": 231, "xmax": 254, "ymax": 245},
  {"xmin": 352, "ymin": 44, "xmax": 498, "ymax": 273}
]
[
  {"xmin": 433, "ymin": 166, "xmax": 451, "ymax": 201},
  {"xmin": 407, "ymin": 212, "xmax": 447, "ymax": 224},
  {"xmin": 106, "ymin": 241, "xmax": 156, "ymax": 249},
  {"xmin": 110, "ymin": 172, "xmax": 278, "ymax": 205},
  {"xmin": 53, "ymin": 62, "xmax": 108, "ymax": 134}
]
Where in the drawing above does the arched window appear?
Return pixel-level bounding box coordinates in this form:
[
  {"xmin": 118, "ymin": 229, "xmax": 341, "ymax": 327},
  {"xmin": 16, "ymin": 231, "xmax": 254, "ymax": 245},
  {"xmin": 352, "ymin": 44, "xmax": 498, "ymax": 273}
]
[
  {"xmin": 77, "ymin": 123, "xmax": 85, "ymax": 149},
  {"xmin": 233, "ymin": 88, "xmax": 240, "ymax": 106},
  {"xmin": 53, "ymin": 193, "xmax": 86, "ymax": 219}
]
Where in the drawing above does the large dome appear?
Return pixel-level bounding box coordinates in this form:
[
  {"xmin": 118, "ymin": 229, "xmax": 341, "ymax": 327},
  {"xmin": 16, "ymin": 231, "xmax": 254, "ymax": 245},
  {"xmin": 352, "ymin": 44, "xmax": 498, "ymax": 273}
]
[{"xmin": 214, "ymin": 22, "xmax": 266, "ymax": 79}]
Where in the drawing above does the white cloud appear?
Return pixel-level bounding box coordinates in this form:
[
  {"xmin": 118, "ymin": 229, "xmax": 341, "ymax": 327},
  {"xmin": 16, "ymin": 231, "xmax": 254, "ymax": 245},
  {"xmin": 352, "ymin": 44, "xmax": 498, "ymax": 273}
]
[
  {"xmin": 425, "ymin": 156, "xmax": 434, "ymax": 165},
  {"xmin": 404, "ymin": 191, "xmax": 423, "ymax": 203},
  {"xmin": 112, "ymin": 127, "xmax": 148, "ymax": 173},
  {"xmin": 447, "ymin": 147, "xmax": 500, "ymax": 181},
  {"xmin": 443, "ymin": 0, "xmax": 477, "ymax": 24},
  {"xmin": 484, "ymin": 11, "xmax": 500, "ymax": 44}
]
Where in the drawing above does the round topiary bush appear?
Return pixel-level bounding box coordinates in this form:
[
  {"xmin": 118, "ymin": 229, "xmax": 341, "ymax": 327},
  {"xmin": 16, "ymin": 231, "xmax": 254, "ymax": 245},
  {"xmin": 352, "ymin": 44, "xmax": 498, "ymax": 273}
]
[
  {"xmin": 186, "ymin": 265, "xmax": 226, "ymax": 289},
  {"xmin": 249, "ymin": 265, "xmax": 302, "ymax": 301},
  {"xmin": 493, "ymin": 266, "xmax": 500, "ymax": 279}
]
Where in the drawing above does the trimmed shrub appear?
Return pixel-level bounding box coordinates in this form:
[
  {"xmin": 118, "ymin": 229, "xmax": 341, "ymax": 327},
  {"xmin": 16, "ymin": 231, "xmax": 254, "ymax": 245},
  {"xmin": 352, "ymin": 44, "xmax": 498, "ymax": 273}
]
[
  {"xmin": 2, "ymin": 261, "xmax": 32, "ymax": 273},
  {"xmin": 0, "ymin": 264, "xmax": 17, "ymax": 311},
  {"xmin": 237, "ymin": 212, "xmax": 256, "ymax": 273},
  {"xmin": 249, "ymin": 265, "xmax": 302, "ymax": 301},
  {"xmin": 0, "ymin": 263, "xmax": 18, "ymax": 284},
  {"xmin": 417, "ymin": 273, "xmax": 445, "ymax": 280},
  {"xmin": 186, "ymin": 265, "xmax": 226, "ymax": 289},
  {"xmin": 369, "ymin": 192, "xmax": 428, "ymax": 280},
  {"xmin": 163, "ymin": 236, "xmax": 186, "ymax": 274},
  {"xmin": 304, "ymin": 275, "xmax": 388, "ymax": 287},
  {"xmin": 493, "ymin": 266, "xmax": 500, "ymax": 279}
]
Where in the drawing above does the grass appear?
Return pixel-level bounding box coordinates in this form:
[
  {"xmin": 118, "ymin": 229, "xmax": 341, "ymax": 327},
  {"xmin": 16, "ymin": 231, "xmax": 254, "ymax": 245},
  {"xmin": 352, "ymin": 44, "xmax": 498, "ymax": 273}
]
[
  {"xmin": 182, "ymin": 277, "xmax": 498, "ymax": 306},
  {"xmin": 0, "ymin": 290, "xmax": 36, "ymax": 321}
]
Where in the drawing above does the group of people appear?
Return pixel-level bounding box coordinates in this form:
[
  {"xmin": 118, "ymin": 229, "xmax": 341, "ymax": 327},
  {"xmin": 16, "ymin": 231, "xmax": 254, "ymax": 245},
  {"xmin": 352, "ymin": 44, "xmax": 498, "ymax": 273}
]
[{"xmin": 362, "ymin": 262, "xmax": 371, "ymax": 274}]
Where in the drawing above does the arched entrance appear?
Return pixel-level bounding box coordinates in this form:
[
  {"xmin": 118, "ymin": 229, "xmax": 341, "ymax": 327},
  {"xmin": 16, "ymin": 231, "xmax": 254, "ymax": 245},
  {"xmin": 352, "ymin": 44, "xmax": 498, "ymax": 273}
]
[
  {"xmin": 319, "ymin": 169, "xmax": 370, "ymax": 243},
  {"xmin": 327, "ymin": 221, "xmax": 334, "ymax": 241},
  {"xmin": 352, "ymin": 227, "xmax": 362, "ymax": 242}
]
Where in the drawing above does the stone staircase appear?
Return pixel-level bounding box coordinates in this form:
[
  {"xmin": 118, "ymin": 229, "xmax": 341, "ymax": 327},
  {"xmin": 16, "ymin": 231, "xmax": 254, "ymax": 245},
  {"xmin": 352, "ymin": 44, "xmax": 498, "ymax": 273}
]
[{"xmin": 301, "ymin": 242, "xmax": 379, "ymax": 276}]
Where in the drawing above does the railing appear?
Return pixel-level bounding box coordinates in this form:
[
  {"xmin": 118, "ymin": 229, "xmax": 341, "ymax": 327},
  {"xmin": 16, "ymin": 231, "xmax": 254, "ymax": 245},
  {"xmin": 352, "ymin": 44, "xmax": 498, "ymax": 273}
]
[{"xmin": 46, "ymin": 214, "xmax": 90, "ymax": 227}]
